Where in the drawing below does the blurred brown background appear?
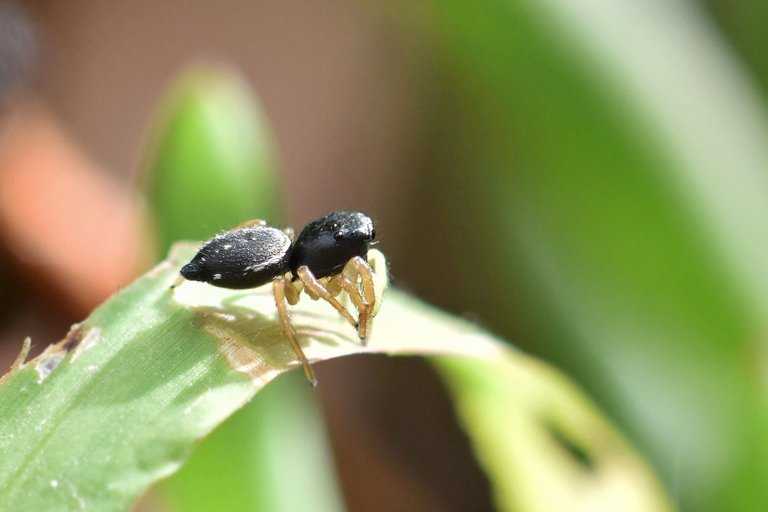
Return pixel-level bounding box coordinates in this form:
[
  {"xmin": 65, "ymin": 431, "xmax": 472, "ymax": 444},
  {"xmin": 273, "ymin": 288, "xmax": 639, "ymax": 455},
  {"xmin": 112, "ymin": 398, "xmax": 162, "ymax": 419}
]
[{"xmin": 32, "ymin": 0, "xmax": 420, "ymax": 209}]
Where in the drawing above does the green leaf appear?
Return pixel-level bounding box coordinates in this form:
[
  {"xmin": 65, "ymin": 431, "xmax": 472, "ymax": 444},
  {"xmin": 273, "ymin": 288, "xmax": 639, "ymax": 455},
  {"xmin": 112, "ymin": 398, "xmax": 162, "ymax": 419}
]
[
  {"xmin": 434, "ymin": 356, "xmax": 671, "ymax": 512},
  {"xmin": 0, "ymin": 245, "xmax": 669, "ymax": 511},
  {"xmin": 162, "ymin": 372, "xmax": 345, "ymax": 512}
]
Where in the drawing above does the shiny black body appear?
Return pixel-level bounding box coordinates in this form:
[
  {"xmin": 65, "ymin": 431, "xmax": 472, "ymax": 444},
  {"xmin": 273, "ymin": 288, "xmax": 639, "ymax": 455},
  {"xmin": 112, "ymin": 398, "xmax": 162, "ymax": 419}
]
[
  {"xmin": 180, "ymin": 211, "xmax": 375, "ymax": 288},
  {"xmin": 180, "ymin": 226, "xmax": 291, "ymax": 289},
  {"xmin": 290, "ymin": 211, "xmax": 374, "ymax": 278}
]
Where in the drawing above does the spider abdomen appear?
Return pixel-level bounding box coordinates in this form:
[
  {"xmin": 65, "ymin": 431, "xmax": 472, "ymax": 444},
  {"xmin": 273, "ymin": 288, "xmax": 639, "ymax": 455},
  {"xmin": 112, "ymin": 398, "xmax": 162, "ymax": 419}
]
[{"xmin": 180, "ymin": 226, "xmax": 292, "ymax": 289}]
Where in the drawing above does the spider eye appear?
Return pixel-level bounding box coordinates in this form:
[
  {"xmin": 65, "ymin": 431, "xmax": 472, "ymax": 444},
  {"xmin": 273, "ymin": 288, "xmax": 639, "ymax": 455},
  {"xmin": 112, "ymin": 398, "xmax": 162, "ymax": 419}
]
[
  {"xmin": 370, "ymin": 228, "xmax": 376, "ymax": 240},
  {"xmin": 333, "ymin": 231, "xmax": 344, "ymax": 241}
]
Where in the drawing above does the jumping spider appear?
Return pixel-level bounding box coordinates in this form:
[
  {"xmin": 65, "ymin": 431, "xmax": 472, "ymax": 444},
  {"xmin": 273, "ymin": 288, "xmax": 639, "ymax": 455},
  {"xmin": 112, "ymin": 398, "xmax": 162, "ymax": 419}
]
[{"xmin": 175, "ymin": 211, "xmax": 381, "ymax": 386}]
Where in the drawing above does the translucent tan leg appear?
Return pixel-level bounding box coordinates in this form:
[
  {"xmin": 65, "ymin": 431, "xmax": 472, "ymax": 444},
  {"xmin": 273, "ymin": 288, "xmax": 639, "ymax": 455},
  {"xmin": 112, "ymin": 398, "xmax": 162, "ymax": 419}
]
[
  {"xmin": 284, "ymin": 275, "xmax": 301, "ymax": 305},
  {"xmin": 330, "ymin": 274, "xmax": 369, "ymax": 341},
  {"xmin": 234, "ymin": 219, "xmax": 268, "ymax": 229},
  {"xmin": 325, "ymin": 277, "xmax": 342, "ymax": 296},
  {"xmin": 282, "ymin": 226, "xmax": 296, "ymax": 241},
  {"xmin": 296, "ymin": 266, "xmax": 358, "ymax": 329},
  {"xmin": 273, "ymin": 276, "xmax": 317, "ymax": 386},
  {"xmin": 348, "ymin": 257, "xmax": 376, "ymax": 309},
  {"xmin": 366, "ymin": 249, "xmax": 387, "ymax": 316},
  {"xmin": 326, "ymin": 273, "xmax": 371, "ymax": 338},
  {"xmin": 343, "ymin": 256, "xmax": 378, "ymax": 341},
  {"xmin": 328, "ymin": 274, "xmax": 366, "ymax": 313}
]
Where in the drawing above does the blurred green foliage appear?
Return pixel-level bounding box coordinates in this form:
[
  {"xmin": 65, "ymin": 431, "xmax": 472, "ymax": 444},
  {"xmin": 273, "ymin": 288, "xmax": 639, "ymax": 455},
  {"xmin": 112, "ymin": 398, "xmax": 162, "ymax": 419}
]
[
  {"xmin": 143, "ymin": 66, "xmax": 280, "ymax": 254},
  {"xmin": 162, "ymin": 372, "xmax": 345, "ymax": 512},
  {"xmin": 434, "ymin": 355, "xmax": 671, "ymax": 511},
  {"xmin": 396, "ymin": 1, "xmax": 768, "ymax": 510}
]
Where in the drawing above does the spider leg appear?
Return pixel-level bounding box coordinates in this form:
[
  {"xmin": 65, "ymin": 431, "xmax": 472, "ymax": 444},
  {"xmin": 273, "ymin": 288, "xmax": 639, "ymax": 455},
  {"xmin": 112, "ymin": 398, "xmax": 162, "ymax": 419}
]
[
  {"xmin": 170, "ymin": 274, "xmax": 185, "ymax": 289},
  {"xmin": 233, "ymin": 219, "xmax": 268, "ymax": 229},
  {"xmin": 284, "ymin": 275, "xmax": 301, "ymax": 305},
  {"xmin": 296, "ymin": 266, "xmax": 358, "ymax": 329},
  {"xmin": 329, "ymin": 274, "xmax": 370, "ymax": 341},
  {"xmin": 346, "ymin": 257, "xmax": 376, "ymax": 309},
  {"xmin": 344, "ymin": 256, "xmax": 378, "ymax": 341},
  {"xmin": 325, "ymin": 276, "xmax": 342, "ymax": 296},
  {"xmin": 365, "ymin": 249, "xmax": 387, "ymax": 316},
  {"xmin": 273, "ymin": 275, "xmax": 317, "ymax": 386},
  {"xmin": 282, "ymin": 226, "xmax": 296, "ymax": 241},
  {"xmin": 326, "ymin": 274, "xmax": 366, "ymax": 314}
]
